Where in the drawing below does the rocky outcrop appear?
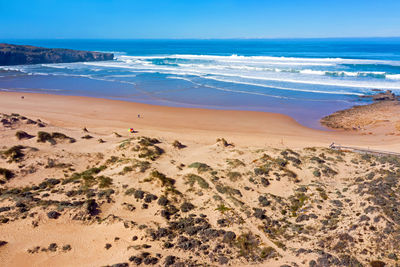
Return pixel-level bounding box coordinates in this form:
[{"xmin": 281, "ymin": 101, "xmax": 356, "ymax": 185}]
[
  {"xmin": 360, "ymin": 90, "xmax": 398, "ymax": 101},
  {"xmin": 0, "ymin": 43, "xmax": 114, "ymax": 66}
]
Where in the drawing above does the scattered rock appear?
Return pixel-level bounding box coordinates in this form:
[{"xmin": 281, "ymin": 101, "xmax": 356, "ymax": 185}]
[
  {"xmin": 180, "ymin": 202, "xmax": 195, "ymax": 212},
  {"xmin": 47, "ymin": 211, "xmax": 61, "ymax": 219}
]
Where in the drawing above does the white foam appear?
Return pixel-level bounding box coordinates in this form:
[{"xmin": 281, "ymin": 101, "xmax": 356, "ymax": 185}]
[
  {"xmin": 84, "ymin": 59, "xmax": 400, "ymax": 90},
  {"xmin": 387, "ymin": 74, "xmax": 400, "ymax": 80},
  {"xmin": 117, "ymin": 54, "xmax": 400, "ymax": 66},
  {"xmin": 202, "ymin": 76, "xmax": 363, "ymax": 96}
]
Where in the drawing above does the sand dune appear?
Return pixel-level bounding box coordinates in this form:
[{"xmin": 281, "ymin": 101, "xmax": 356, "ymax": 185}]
[{"xmin": 0, "ymin": 92, "xmax": 399, "ymax": 266}]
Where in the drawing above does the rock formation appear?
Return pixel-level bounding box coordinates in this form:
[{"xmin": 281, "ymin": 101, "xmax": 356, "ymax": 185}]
[
  {"xmin": 360, "ymin": 90, "xmax": 398, "ymax": 101},
  {"xmin": 0, "ymin": 43, "xmax": 114, "ymax": 66}
]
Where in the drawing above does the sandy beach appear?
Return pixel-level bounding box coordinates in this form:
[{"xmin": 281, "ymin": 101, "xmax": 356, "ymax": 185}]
[
  {"xmin": 1, "ymin": 91, "xmax": 400, "ymax": 267},
  {"xmin": 1, "ymin": 92, "xmax": 400, "ymax": 151}
]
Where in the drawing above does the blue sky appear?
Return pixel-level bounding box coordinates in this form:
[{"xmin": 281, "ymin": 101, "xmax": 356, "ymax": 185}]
[{"xmin": 1, "ymin": 0, "xmax": 400, "ymax": 39}]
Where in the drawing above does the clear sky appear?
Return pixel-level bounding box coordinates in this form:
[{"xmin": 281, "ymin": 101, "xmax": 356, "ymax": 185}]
[{"xmin": 1, "ymin": 0, "xmax": 400, "ymax": 39}]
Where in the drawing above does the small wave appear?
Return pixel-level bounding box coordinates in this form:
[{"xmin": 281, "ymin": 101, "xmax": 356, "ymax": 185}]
[
  {"xmin": 117, "ymin": 54, "xmax": 400, "ymax": 67},
  {"xmin": 304, "ymin": 70, "xmax": 387, "ymax": 79},
  {"xmin": 387, "ymin": 74, "xmax": 400, "ymax": 80},
  {"xmin": 83, "ymin": 61, "xmax": 400, "ymax": 90},
  {"xmin": 41, "ymin": 64, "xmax": 71, "ymax": 69},
  {"xmin": 202, "ymin": 76, "xmax": 363, "ymax": 96}
]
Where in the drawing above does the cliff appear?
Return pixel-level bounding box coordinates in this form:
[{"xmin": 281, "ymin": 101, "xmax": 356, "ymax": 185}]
[{"xmin": 0, "ymin": 43, "xmax": 114, "ymax": 66}]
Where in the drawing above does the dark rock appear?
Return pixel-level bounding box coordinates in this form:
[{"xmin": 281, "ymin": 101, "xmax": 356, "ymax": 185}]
[
  {"xmin": 134, "ymin": 190, "xmax": 145, "ymax": 199},
  {"xmin": 0, "ymin": 207, "xmax": 11, "ymax": 213},
  {"xmin": 180, "ymin": 202, "xmax": 195, "ymax": 212},
  {"xmin": 218, "ymin": 256, "xmax": 229, "ymax": 265},
  {"xmin": 157, "ymin": 196, "xmax": 168, "ymax": 206},
  {"xmin": 0, "ymin": 240, "xmax": 7, "ymax": 247},
  {"xmin": 48, "ymin": 243, "xmax": 57, "ymax": 252},
  {"xmin": 47, "ymin": 211, "xmax": 61, "ymax": 219},
  {"xmin": 143, "ymin": 257, "xmax": 158, "ymax": 265},
  {"xmin": 296, "ymin": 214, "xmax": 310, "ymax": 222},
  {"xmin": 129, "ymin": 256, "xmax": 143, "ymax": 265},
  {"xmin": 359, "ymin": 215, "xmax": 370, "ymax": 222},
  {"xmin": 331, "ymin": 200, "xmax": 343, "ymax": 207},
  {"xmin": 84, "ymin": 199, "xmax": 98, "ymax": 216},
  {"xmin": 360, "ymin": 90, "xmax": 398, "ymax": 101},
  {"xmin": 163, "ymin": 242, "xmax": 174, "ymax": 248},
  {"xmin": 0, "ymin": 43, "xmax": 114, "ymax": 66},
  {"xmin": 164, "ymin": 255, "xmax": 176, "ymax": 266},
  {"xmin": 261, "ymin": 178, "xmax": 270, "ymax": 187},
  {"xmin": 62, "ymin": 244, "xmax": 71, "ymax": 251},
  {"xmin": 370, "ymin": 261, "xmax": 386, "ymax": 267},
  {"xmin": 144, "ymin": 194, "xmax": 157, "ymax": 203},
  {"xmin": 258, "ymin": 196, "xmax": 271, "ymax": 207},
  {"xmin": 222, "ymin": 231, "xmax": 236, "ymax": 243},
  {"xmin": 217, "ymin": 218, "xmax": 229, "ymax": 227},
  {"xmin": 253, "ymin": 208, "xmax": 266, "ymax": 219},
  {"xmin": 177, "ymin": 236, "xmax": 200, "ymax": 250}
]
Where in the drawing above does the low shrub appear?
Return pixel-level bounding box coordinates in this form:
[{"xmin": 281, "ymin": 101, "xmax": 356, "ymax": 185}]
[
  {"xmin": 185, "ymin": 174, "xmax": 209, "ymax": 189},
  {"xmin": 188, "ymin": 162, "xmax": 212, "ymax": 173},
  {"xmin": 37, "ymin": 131, "xmax": 55, "ymax": 144}
]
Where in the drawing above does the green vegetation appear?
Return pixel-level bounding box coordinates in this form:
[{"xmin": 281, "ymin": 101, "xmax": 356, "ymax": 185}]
[
  {"xmin": 37, "ymin": 131, "xmax": 55, "ymax": 144},
  {"xmin": 185, "ymin": 173, "xmax": 209, "ymax": 189},
  {"xmin": 316, "ymin": 187, "xmax": 328, "ymax": 200},
  {"xmin": 274, "ymin": 157, "xmax": 288, "ymax": 167},
  {"xmin": 98, "ymin": 176, "xmax": 113, "ymax": 188},
  {"xmin": 172, "ymin": 140, "xmax": 186, "ymax": 149},
  {"xmin": 138, "ymin": 146, "xmax": 164, "ymax": 161},
  {"xmin": 132, "ymin": 160, "xmax": 151, "ymax": 172},
  {"xmin": 188, "ymin": 162, "xmax": 212, "ymax": 173},
  {"xmin": 227, "ymin": 171, "xmax": 242, "ymax": 181},
  {"xmin": 289, "ymin": 193, "xmax": 308, "ymax": 216},
  {"xmin": 63, "ymin": 165, "xmax": 106, "ymax": 186},
  {"xmin": 235, "ymin": 233, "xmax": 259, "ymax": 256},
  {"xmin": 2, "ymin": 145, "xmax": 25, "ymax": 162},
  {"xmin": 125, "ymin": 188, "xmax": 136, "ymax": 196},
  {"xmin": 0, "ymin": 168, "xmax": 13, "ymax": 182},
  {"xmin": 51, "ymin": 132, "xmax": 76, "ymax": 143},
  {"xmin": 15, "ymin": 130, "xmax": 33, "ymax": 140},
  {"xmin": 216, "ymin": 138, "xmax": 230, "ymax": 147},
  {"xmin": 216, "ymin": 204, "xmax": 232, "ymax": 213},
  {"xmin": 149, "ymin": 170, "xmax": 175, "ymax": 187},
  {"xmin": 254, "ymin": 166, "xmax": 269, "ymax": 176},
  {"xmin": 260, "ymin": 247, "xmax": 278, "ymax": 259},
  {"xmin": 138, "ymin": 137, "xmax": 160, "ymax": 146},
  {"xmin": 120, "ymin": 166, "xmax": 133, "ymax": 174},
  {"xmin": 226, "ymin": 158, "xmax": 245, "ymax": 168},
  {"xmin": 313, "ymin": 169, "xmax": 321, "ymax": 177},
  {"xmin": 106, "ymin": 156, "xmax": 119, "ymax": 165}
]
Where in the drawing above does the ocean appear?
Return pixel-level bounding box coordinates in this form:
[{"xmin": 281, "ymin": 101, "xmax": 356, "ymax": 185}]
[{"xmin": 1, "ymin": 38, "xmax": 400, "ymax": 129}]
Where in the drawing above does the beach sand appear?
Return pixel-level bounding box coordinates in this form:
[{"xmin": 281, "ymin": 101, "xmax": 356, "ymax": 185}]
[
  {"xmin": 0, "ymin": 91, "xmax": 399, "ymax": 266},
  {"xmin": 1, "ymin": 92, "xmax": 400, "ymax": 151}
]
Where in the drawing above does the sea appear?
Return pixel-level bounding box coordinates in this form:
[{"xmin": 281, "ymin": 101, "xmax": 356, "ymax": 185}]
[{"xmin": 1, "ymin": 38, "xmax": 400, "ymax": 129}]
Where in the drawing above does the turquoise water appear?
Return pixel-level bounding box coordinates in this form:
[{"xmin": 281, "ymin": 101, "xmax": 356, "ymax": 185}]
[{"xmin": 1, "ymin": 38, "xmax": 400, "ymax": 128}]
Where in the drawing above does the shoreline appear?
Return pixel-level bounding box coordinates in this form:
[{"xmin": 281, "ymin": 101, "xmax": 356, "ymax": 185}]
[
  {"xmin": 1, "ymin": 91, "xmax": 400, "ymax": 151},
  {"xmin": 321, "ymin": 99, "xmax": 400, "ymax": 135}
]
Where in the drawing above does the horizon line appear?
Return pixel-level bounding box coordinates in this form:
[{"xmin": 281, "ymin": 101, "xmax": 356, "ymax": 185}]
[{"xmin": 2, "ymin": 36, "xmax": 400, "ymax": 41}]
